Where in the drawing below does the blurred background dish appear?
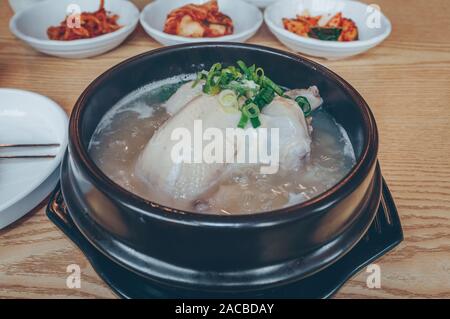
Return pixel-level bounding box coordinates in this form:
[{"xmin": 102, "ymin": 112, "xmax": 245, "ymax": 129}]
[
  {"xmin": 265, "ymin": 0, "xmax": 391, "ymax": 59},
  {"xmin": 8, "ymin": 0, "xmax": 45, "ymax": 13},
  {"xmin": 162, "ymin": 1, "xmax": 234, "ymax": 38},
  {"xmin": 9, "ymin": 0, "xmax": 139, "ymax": 58},
  {"xmin": 140, "ymin": 0, "xmax": 263, "ymax": 46},
  {"xmin": 0, "ymin": 89, "xmax": 68, "ymax": 229},
  {"xmin": 8, "ymin": 0, "xmax": 130, "ymax": 12},
  {"xmin": 242, "ymin": 0, "xmax": 278, "ymax": 9}
]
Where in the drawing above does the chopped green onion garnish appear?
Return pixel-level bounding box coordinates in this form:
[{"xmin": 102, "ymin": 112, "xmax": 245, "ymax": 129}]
[
  {"xmin": 255, "ymin": 67, "xmax": 264, "ymax": 78},
  {"xmin": 242, "ymin": 103, "xmax": 260, "ymax": 119},
  {"xmin": 202, "ymin": 63, "xmax": 222, "ymax": 95},
  {"xmin": 241, "ymin": 103, "xmax": 261, "ymax": 128},
  {"xmin": 253, "ymin": 87, "xmax": 275, "ymax": 109},
  {"xmin": 203, "ymin": 82, "xmax": 221, "ymax": 95},
  {"xmin": 264, "ymin": 77, "xmax": 284, "ymax": 96},
  {"xmin": 222, "ymin": 81, "xmax": 247, "ymax": 96},
  {"xmin": 197, "ymin": 61, "xmax": 295, "ymax": 128},
  {"xmin": 219, "ymin": 89, "xmax": 237, "ymax": 106},
  {"xmin": 237, "ymin": 113, "xmax": 249, "ymax": 129},
  {"xmin": 219, "ymin": 89, "xmax": 239, "ymax": 112},
  {"xmin": 295, "ymin": 96, "xmax": 312, "ymax": 117},
  {"xmin": 250, "ymin": 117, "xmax": 261, "ymax": 128},
  {"xmin": 248, "ymin": 64, "xmax": 256, "ymax": 80},
  {"xmin": 192, "ymin": 70, "xmax": 208, "ymax": 88},
  {"xmin": 237, "ymin": 60, "xmax": 250, "ymax": 77}
]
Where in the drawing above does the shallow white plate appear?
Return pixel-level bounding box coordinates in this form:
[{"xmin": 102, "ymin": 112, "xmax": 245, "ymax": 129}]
[
  {"xmin": 0, "ymin": 89, "xmax": 68, "ymax": 229},
  {"xmin": 9, "ymin": 0, "xmax": 139, "ymax": 59},
  {"xmin": 140, "ymin": 0, "xmax": 263, "ymax": 46},
  {"xmin": 265, "ymin": 0, "xmax": 392, "ymax": 59}
]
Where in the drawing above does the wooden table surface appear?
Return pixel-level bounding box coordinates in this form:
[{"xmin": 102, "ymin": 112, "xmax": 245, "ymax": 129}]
[{"xmin": 0, "ymin": 0, "xmax": 449, "ymax": 299}]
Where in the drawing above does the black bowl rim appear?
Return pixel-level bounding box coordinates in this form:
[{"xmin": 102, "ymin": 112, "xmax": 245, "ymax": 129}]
[{"xmin": 69, "ymin": 42, "xmax": 379, "ymax": 226}]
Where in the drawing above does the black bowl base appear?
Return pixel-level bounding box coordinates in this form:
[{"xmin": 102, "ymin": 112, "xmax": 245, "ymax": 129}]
[{"xmin": 46, "ymin": 178, "xmax": 402, "ymax": 299}]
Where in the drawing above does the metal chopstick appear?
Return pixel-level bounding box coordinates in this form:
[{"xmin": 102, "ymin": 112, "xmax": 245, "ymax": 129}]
[
  {"xmin": 0, "ymin": 144, "xmax": 59, "ymax": 159},
  {"xmin": 0, "ymin": 155, "xmax": 56, "ymax": 159},
  {"xmin": 0, "ymin": 143, "xmax": 60, "ymax": 148}
]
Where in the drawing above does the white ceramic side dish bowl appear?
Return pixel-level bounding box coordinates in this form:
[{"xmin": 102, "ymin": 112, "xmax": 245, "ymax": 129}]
[
  {"xmin": 265, "ymin": 0, "xmax": 392, "ymax": 59},
  {"xmin": 0, "ymin": 89, "xmax": 68, "ymax": 229},
  {"xmin": 242, "ymin": 0, "xmax": 279, "ymax": 9},
  {"xmin": 140, "ymin": 0, "xmax": 263, "ymax": 46},
  {"xmin": 9, "ymin": 0, "xmax": 139, "ymax": 59},
  {"xmin": 8, "ymin": 0, "xmax": 46, "ymax": 12}
]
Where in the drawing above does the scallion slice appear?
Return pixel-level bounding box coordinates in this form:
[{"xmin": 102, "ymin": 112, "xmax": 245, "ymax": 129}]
[
  {"xmin": 237, "ymin": 113, "xmax": 249, "ymax": 129},
  {"xmin": 203, "ymin": 63, "xmax": 222, "ymax": 95},
  {"xmin": 237, "ymin": 60, "xmax": 253, "ymax": 80},
  {"xmin": 295, "ymin": 96, "xmax": 312, "ymax": 117},
  {"xmin": 250, "ymin": 117, "xmax": 261, "ymax": 128},
  {"xmin": 264, "ymin": 77, "xmax": 284, "ymax": 96},
  {"xmin": 253, "ymin": 87, "xmax": 275, "ymax": 109},
  {"xmin": 219, "ymin": 89, "xmax": 239, "ymax": 112},
  {"xmin": 242, "ymin": 103, "xmax": 260, "ymax": 119},
  {"xmin": 242, "ymin": 103, "xmax": 261, "ymax": 128}
]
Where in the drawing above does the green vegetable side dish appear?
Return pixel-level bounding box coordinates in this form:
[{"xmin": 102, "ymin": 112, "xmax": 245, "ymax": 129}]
[
  {"xmin": 308, "ymin": 27, "xmax": 342, "ymax": 41},
  {"xmin": 192, "ymin": 61, "xmax": 314, "ymax": 128}
]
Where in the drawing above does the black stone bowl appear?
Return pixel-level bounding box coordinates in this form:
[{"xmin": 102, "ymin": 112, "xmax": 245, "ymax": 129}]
[{"xmin": 63, "ymin": 43, "xmax": 379, "ymax": 294}]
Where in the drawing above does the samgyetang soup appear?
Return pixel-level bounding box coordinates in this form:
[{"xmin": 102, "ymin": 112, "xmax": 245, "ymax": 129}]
[{"xmin": 89, "ymin": 61, "xmax": 356, "ymax": 215}]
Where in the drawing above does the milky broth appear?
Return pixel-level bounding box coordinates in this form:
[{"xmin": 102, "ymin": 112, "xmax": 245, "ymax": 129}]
[{"xmin": 89, "ymin": 77, "xmax": 356, "ymax": 215}]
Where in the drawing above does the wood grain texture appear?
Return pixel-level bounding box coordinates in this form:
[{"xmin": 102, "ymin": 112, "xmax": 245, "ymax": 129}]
[{"xmin": 0, "ymin": 0, "xmax": 449, "ymax": 299}]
